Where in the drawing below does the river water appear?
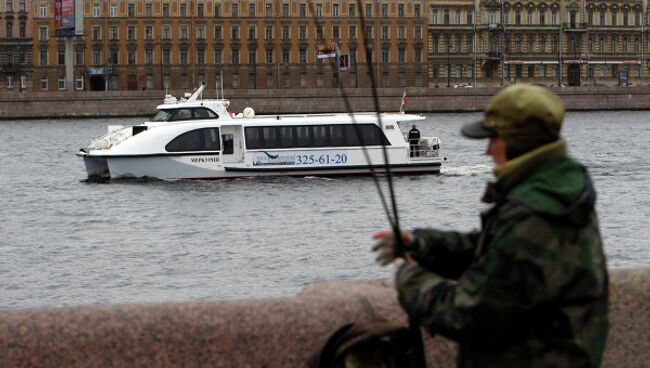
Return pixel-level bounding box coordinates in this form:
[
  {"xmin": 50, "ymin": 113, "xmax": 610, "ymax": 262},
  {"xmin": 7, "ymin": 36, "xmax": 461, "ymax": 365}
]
[{"xmin": 1, "ymin": 111, "xmax": 649, "ymax": 309}]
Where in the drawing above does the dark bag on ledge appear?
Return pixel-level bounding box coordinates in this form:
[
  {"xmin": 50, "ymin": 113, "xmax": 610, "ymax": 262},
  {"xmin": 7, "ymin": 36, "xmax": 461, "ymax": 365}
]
[{"xmin": 307, "ymin": 319, "xmax": 426, "ymax": 368}]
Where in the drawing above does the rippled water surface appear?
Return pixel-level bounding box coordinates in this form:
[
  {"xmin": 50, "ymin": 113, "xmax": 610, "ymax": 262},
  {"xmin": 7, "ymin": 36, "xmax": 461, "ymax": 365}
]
[{"xmin": 1, "ymin": 111, "xmax": 649, "ymax": 308}]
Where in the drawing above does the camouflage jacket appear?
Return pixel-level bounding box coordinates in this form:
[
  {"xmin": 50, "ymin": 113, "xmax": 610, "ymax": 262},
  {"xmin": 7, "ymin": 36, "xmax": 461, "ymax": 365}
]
[{"xmin": 396, "ymin": 140, "xmax": 609, "ymax": 367}]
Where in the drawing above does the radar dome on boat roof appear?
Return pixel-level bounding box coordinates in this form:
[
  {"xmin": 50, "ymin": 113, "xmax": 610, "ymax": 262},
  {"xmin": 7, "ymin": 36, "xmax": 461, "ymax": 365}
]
[{"xmin": 243, "ymin": 107, "xmax": 255, "ymax": 118}]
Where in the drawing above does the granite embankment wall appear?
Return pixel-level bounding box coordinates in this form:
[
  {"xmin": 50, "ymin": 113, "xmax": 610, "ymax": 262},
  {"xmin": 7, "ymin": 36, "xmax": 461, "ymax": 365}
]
[
  {"xmin": 2, "ymin": 86, "xmax": 650, "ymax": 119},
  {"xmin": 0, "ymin": 268, "xmax": 648, "ymax": 367}
]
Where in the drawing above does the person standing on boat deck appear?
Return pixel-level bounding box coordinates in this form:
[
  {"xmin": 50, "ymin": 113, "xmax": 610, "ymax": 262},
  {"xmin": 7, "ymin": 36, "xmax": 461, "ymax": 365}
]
[
  {"xmin": 408, "ymin": 124, "xmax": 421, "ymax": 157},
  {"xmin": 373, "ymin": 84, "xmax": 609, "ymax": 367}
]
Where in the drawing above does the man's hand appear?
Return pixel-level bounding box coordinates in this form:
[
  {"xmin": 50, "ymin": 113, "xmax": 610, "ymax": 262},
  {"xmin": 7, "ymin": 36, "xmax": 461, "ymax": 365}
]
[{"xmin": 372, "ymin": 230, "xmax": 414, "ymax": 266}]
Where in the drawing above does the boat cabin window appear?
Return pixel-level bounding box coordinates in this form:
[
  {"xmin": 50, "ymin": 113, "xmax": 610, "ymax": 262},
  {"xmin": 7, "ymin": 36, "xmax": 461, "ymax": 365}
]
[
  {"xmin": 152, "ymin": 107, "xmax": 219, "ymax": 122},
  {"xmin": 165, "ymin": 128, "xmax": 221, "ymax": 152},
  {"xmin": 245, "ymin": 124, "xmax": 389, "ymax": 149}
]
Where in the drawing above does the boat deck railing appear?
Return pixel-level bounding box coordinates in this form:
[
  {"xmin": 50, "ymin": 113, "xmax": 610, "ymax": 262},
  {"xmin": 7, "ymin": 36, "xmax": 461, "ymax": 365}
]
[{"xmin": 405, "ymin": 136, "xmax": 440, "ymax": 159}]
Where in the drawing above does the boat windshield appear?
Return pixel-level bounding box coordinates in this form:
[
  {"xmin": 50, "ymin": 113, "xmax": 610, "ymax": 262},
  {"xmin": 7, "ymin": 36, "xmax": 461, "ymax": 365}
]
[
  {"xmin": 152, "ymin": 109, "xmax": 174, "ymax": 122},
  {"xmin": 151, "ymin": 108, "xmax": 219, "ymax": 122}
]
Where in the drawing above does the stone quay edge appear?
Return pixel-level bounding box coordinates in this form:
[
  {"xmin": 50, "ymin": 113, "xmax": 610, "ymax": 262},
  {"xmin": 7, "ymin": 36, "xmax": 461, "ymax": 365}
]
[
  {"xmin": 0, "ymin": 268, "xmax": 647, "ymax": 367},
  {"xmin": 2, "ymin": 86, "xmax": 650, "ymax": 119}
]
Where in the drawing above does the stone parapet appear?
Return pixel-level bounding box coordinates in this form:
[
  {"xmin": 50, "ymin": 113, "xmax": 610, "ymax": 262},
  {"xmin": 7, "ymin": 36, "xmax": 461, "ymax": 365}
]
[
  {"xmin": 0, "ymin": 268, "xmax": 648, "ymax": 367},
  {"xmin": 2, "ymin": 87, "xmax": 650, "ymax": 119}
]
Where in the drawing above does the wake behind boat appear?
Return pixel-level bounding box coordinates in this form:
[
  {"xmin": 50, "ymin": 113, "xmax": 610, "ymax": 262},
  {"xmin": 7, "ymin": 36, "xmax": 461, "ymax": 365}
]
[{"xmin": 77, "ymin": 86, "xmax": 443, "ymax": 180}]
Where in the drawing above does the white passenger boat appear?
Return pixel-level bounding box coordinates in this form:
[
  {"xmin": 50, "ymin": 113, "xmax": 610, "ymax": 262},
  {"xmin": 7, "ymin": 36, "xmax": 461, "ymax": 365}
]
[{"xmin": 77, "ymin": 86, "xmax": 443, "ymax": 180}]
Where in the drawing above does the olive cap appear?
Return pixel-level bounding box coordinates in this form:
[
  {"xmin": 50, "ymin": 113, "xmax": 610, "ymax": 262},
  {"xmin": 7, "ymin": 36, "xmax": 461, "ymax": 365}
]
[{"xmin": 462, "ymin": 84, "xmax": 565, "ymax": 148}]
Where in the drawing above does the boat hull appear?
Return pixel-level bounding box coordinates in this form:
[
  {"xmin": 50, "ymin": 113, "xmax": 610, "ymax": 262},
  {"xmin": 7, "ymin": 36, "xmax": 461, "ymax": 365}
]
[{"xmin": 81, "ymin": 154, "xmax": 441, "ymax": 180}]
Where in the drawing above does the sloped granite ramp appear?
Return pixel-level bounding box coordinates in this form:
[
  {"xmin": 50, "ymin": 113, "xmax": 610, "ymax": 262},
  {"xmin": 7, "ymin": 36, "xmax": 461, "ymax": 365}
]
[{"xmin": 0, "ymin": 269, "xmax": 647, "ymax": 367}]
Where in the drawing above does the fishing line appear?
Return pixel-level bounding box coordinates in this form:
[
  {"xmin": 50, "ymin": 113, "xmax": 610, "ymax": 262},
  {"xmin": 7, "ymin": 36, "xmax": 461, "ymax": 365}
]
[
  {"xmin": 306, "ymin": 1, "xmax": 402, "ymax": 236},
  {"xmin": 307, "ymin": 4, "xmax": 426, "ymax": 366}
]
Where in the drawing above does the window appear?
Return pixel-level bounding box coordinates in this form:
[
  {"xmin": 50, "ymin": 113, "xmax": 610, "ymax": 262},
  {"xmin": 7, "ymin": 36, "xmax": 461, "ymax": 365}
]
[
  {"xmin": 128, "ymin": 49, "xmax": 136, "ymax": 64},
  {"xmin": 110, "ymin": 48, "xmax": 119, "ymax": 64},
  {"xmin": 467, "ymin": 11, "xmax": 473, "ymax": 24},
  {"xmin": 57, "ymin": 48, "xmax": 65, "ymax": 65},
  {"xmin": 381, "ymin": 4, "xmax": 388, "ymax": 17},
  {"xmin": 282, "ymin": 25, "xmax": 290, "ymax": 40},
  {"xmin": 40, "ymin": 76, "xmax": 48, "ymax": 90},
  {"xmin": 231, "ymin": 25, "xmax": 239, "ymax": 39},
  {"xmin": 414, "ymin": 48, "xmax": 421, "ymax": 63},
  {"xmin": 110, "ymin": 26, "xmax": 118, "ymax": 40},
  {"xmin": 197, "ymin": 3, "xmax": 204, "ymax": 16},
  {"xmin": 397, "ymin": 25, "xmax": 405, "ymax": 40},
  {"xmin": 166, "ymin": 128, "xmax": 221, "ymax": 152},
  {"xmin": 283, "ymin": 3, "xmax": 289, "ymax": 16},
  {"xmin": 349, "ymin": 4, "xmax": 355, "ymax": 17},
  {"xmin": 333, "ymin": 3, "xmax": 339, "ymax": 16},
  {"xmin": 180, "ymin": 25, "xmax": 188, "ymax": 39},
  {"xmin": 300, "ymin": 4, "xmax": 306, "ymax": 17},
  {"xmin": 214, "ymin": 48, "xmax": 222, "ymax": 63},
  {"xmin": 432, "ymin": 9, "xmax": 438, "ymax": 24},
  {"xmin": 398, "ymin": 47, "xmax": 406, "ymax": 63},
  {"xmin": 145, "ymin": 3, "xmax": 152, "ymax": 16},
  {"xmin": 245, "ymin": 124, "xmax": 388, "ymax": 149},
  {"xmin": 299, "ymin": 25, "xmax": 307, "ymax": 39},
  {"xmin": 75, "ymin": 49, "xmax": 83, "ymax": 65},
  {"xmin": 455, "ymin": 9, "xmax": 461, "ymax": 24},
  {"xmin": 180, "ymin": 3, "xmax": 187, "ymax": 16},
  {"xmin": 214, "ymin": 4, "xmax": 221, "ymax": 16},
  {"xmin": 332, "ymin": 25, "xmax": 339, "ymax": 39},
  {"xmin": 381, "ymin": 25, "xmax": 389, "ymax": 39},
  {"xmin": 92, "ymin": 49, "xmax": 100, "ymax": 64},
  {"xmin": 266, "ymin": 4, "xmax": 273, "ymax": 16},
  {"xmin": 316, "ymin": 4, "xmax": 323, "ymax": 16},
  {"xmin": 162, "ymin": 48, "xmax": 170, "ymax": 64},
  {"xmin": 266, "ymin": 25, "xmax": 273, "ymax": 39},
  {"xmin": 611, "ymin": 11, "xmax": 617, "ymax": 26},
  {"xmin": 231, "ymin": 48, "xmax": 239, "ymax": 64},
  {"xmin": 232, "ymin": 74, "xmax": 240, "ymax": 88},
  {"xmin": 365, "ymin": 4, "xmax": 371, "ymax": 16},
  {"xmin": 58, "ymin": 75, "xmax": 65, "ymax": 90},
  {"xmin": 110, "ymin": 4, "xmax": 118, "ymax": 16},
  {"xmin": 39, "ymin": 3, "xmax": 47, "ymax": 17},
  {"xmin": 398, "ymin": 4, "xmax": 404, "ymax": 17},
  {"xmin": 349, "ymin": 25, "xmax": 356, "ymax": 39},
  {"xmin": 540, "ymin": 10, "xmax": 546, "ymax": 25},
  {"xmin": 282, "ymin": 48, "xmax": 290, "ymax": 63},
  {"xmin": 197, "ymin": 26, "xmax": 205, "ymax": 39},
  {"xmin": 232, "ymin": 3, "xmax": 238, "ymax": 16},
  {"xmin": 180, "ymin": 48, "xmax": 188, "ymax": 64},
  {"xmin": 128, "ymin": 3, "xmax": 135, "ymax": 16},
  {"xmin": 145, "ymin": 25, "xmax": 153, "ymax": 40},
  {"xmin": 76, "ymin": 75, "xmax": 84, "ymax": 90},
  {"xmin": 215, "ymin": 25, "xmax": 222, "ymax": 39},
  {"xmin": 39, "ymin": 26, "xmax": 48, "ymax": 41},
  {"xmin": 198, "ymin": 48, "xmax": 206, "ymax": 64},
  {"xmin": 163, "ymin": 24, "xmax": 171, "ymax": 39},
  {"xmin": 6, "ymin": 21, "xmax": 12, "ymax": 38},
  {"xmin": 145, "ymin": 48, "xmax": 153, "ymax": 64},
  {"xmin": 127, "ymin": 26, "xmax": 135, "ymax": 40},
  {"xmin": 248, "ymin": 25, "xmax": 256, "ymax": 39},
  {"xmin": 248, "ymin": 49, "xmax": 256, "ymax": 64},
  {"xmin": 93, "ymin": 3, "xmax": 100, "ymax": 17},
  {"xmin": 265, "ymin": 49, "xmax": 273, "ymax": 63},
  {"xmin": 381, "ymin": 48, "xmax": 389, "ymax": 63},
  {"xmin": 163, "ymin": 3, "xmax": 169, "ymax": 16},
  {"xmin": 249, "ymin": 3, "xmax": 255, "ymax": 16},
  {"xmin": 299, "ymin": 48, "xmax": 307, "ymax": 63}
]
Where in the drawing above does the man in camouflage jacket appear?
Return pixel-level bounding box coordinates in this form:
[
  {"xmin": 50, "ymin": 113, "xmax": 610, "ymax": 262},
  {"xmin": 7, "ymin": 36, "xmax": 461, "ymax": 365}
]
[{"xmin": 373, "ymin": 84, "xmax": 609, "ymax": 367}]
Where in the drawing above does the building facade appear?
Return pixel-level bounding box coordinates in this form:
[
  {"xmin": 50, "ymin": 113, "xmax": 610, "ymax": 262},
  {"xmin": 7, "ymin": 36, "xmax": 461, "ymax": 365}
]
[
  {"xmin": 1, "ymin": 0, "xmax": 33, "ymax": 91},
  {"xmin": 429, "ymin": 0, "xmax": 649, "ymax": 87},
  {"xmin": 32, "ymin": 0, "xmax": 428, "ymax": 91}
]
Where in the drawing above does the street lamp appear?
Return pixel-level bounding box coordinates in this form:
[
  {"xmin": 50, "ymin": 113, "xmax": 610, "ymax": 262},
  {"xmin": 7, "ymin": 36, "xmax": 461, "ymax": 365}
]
[{"xmin": 446, "ymin": 38, "xmax": 450, "ymax": 87}]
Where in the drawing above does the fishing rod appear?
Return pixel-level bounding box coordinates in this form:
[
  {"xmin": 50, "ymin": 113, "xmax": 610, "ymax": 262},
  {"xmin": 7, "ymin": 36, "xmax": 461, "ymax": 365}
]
[{"xmin": 307, "ymin": 1, "xmax": 426, "ymax": 365}]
